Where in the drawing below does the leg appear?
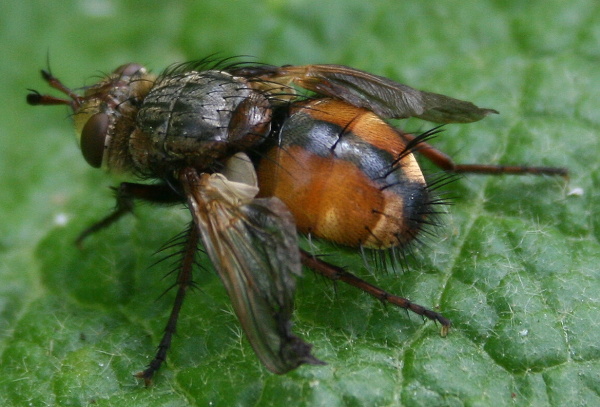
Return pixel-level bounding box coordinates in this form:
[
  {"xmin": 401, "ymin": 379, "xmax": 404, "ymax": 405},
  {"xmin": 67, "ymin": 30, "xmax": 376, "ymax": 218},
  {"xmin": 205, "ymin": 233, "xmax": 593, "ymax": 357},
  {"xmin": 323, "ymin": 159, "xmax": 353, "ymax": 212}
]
[
  {"xmin": 135, "ymin": 225, "xmax": 199, "ymax": 386},
  {"xmin": 135, "ymin": 225, "xmax": 198, "ymax": 385},
  {"xmin": 299, "ymin": 250, "xmax": 451, "ymax": 336},
  {"xmin": 76, "ymin": 182, "xmax": 181, "ymax": 247},
  {"xmin": 401, "ymin": 132, "xmax": 568, "ymax": 177},
  {"xmin": 78, "ymin": 182, "xmax": 187, "ymax": 384}
]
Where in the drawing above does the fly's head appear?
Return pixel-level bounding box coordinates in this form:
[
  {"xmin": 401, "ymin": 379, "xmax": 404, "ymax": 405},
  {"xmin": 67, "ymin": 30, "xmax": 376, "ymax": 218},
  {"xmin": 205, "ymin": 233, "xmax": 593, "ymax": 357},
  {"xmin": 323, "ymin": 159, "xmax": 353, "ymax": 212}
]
[{"xmin": 28, "ymin": 63, "xmax": 156, "ymax": 173}]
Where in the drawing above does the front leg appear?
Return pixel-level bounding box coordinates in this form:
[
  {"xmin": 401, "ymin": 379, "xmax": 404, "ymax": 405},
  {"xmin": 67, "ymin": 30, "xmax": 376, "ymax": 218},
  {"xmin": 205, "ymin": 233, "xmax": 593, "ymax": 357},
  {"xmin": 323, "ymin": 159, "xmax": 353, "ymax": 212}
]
[{"xmin": 76, "ymin": 182, "xmax": 182, "ymax": 246}]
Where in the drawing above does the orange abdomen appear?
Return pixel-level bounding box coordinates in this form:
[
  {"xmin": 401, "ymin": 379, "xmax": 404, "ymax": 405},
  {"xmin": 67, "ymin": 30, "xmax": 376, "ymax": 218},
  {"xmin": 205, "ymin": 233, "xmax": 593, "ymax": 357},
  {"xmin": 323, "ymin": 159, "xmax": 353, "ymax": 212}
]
[{"xmin": 257, "ymin": 98, "xmax": 432, "ymax": 249}]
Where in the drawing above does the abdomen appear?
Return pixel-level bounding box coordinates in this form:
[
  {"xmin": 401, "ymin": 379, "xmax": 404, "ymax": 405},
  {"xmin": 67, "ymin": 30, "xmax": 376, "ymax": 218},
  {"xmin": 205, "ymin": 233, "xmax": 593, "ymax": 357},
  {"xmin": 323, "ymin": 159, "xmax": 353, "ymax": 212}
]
[{"xmin": 256, "ymin": 98, "xmax": 433, "ymax": 250}]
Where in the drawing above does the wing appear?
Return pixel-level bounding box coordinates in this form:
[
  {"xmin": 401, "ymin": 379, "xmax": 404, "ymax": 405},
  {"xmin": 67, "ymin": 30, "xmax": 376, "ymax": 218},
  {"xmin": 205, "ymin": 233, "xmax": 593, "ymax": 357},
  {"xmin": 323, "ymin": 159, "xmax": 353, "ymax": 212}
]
[
  {"xmin": 180, "ymin": 154, "xmax": 322, "ymax": 373},
  {"xmin": 231, "ymin": 64, "xmax": 497, "ymax": 123}
]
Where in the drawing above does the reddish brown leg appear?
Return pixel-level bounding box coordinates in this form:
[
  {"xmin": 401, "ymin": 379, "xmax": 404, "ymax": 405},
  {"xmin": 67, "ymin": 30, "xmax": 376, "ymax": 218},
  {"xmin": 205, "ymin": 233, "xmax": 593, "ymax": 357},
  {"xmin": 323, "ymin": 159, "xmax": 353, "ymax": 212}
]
[
  {"xmin": 402, "ymin": 132, "xmax": 568, "ymax": 177},
  {"xmin": 300, "ymin": 250, "xmax": 451, "ymax": 336},
  {"xmin": 75, "ymin": 182, "xmax": 181, "ymax": 246},
  {"xmin": 135, "ymin": 225, "xmax": 199, "ymax": 386}
]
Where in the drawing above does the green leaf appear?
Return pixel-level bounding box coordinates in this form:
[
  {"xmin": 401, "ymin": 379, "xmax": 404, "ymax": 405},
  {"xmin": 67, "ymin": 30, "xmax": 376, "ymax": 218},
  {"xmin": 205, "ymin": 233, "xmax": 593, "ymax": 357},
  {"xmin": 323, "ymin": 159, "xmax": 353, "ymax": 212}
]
[{"xmin": 2, "ymin": 0, "xmax": 599, "ymax": 406}]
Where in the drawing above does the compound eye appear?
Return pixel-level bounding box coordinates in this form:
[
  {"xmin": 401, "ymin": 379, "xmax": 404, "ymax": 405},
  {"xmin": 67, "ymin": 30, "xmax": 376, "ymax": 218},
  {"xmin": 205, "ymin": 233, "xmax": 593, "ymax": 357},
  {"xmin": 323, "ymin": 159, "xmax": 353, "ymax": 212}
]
[
  {"xmin": 80, "ymin": 112, "xmax": 109, "ymax": 168},
  {"xmin": 113, "ymin": 63, "xmax": 144, "ymax": 77}
]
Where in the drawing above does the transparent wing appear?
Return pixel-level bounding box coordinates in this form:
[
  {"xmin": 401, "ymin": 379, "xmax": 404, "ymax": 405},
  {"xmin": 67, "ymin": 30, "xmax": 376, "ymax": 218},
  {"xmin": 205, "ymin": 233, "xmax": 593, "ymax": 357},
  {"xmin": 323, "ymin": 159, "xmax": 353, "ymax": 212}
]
[
  {"xmin": 232, "ymin": 64, "xmax": 497, "ymax": 123},
  {"xmin": 180, "ymin": 156, "xmax": 322, "ymax": 373}
]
